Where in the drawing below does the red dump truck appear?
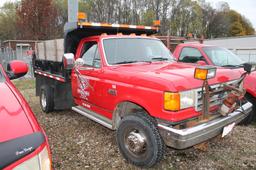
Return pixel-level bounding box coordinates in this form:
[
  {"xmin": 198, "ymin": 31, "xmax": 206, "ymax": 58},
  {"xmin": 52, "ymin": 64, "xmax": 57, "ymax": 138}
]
[
  {"xmin": 33, "ymin": 21, "xmax": 253, "ymax": 167},
  {"xmin": 173, "ymin": 43, "xmax": 256, "ymax": 124}
]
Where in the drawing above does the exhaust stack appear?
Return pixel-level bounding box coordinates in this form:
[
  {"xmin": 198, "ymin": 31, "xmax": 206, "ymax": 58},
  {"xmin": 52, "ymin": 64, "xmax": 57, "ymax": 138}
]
[{"xmin": 68, "ymin": 0, "xmax": 78, "ymax": 22}]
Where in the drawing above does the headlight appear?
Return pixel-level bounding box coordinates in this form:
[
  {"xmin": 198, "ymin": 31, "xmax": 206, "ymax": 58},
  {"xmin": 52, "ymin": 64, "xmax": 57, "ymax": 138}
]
[
  {"xmin": 14, "ymin": 146, "xmax": 51, "ymax": 170},
  {"xmin": 180, "ymin": 90, "xmax": 195, "ymax": 109},
  {"xmin": 164, "ymin": 90, "xmax": 195, "ymax": 111}
]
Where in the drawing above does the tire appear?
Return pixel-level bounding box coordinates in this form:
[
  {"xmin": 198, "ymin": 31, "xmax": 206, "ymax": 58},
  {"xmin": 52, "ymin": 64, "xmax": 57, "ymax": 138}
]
[
  {"xmin": 40, "ymin": 85, "xmax": 54, "ymax": 113},
  {"xmin": 240, "ymin": 93, "xmax": 256, "ymax": 125},
  {"xmin": 116, "ymin": 113, "xmax": 165, "ymax": 168}
]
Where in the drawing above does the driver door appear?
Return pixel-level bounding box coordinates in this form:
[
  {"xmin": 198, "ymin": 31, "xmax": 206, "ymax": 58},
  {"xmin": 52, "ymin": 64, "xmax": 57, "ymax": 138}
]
[{"xmin": 71, "ymin": 40, "xmax": 102, "ymax": 110}]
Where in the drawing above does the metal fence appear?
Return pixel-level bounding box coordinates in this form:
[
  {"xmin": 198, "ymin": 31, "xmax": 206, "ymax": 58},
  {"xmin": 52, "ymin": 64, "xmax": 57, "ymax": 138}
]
[
  {"xmin": 0, "ymin": 47, "xmax": 15, "ymax": 68},
  {"xmin": 231, "ymin": 49, "xmax": 256, "ymax": 63},
  {"xmin": 0, "ymin": 44, "xmax": 34, "ymax": 78}
]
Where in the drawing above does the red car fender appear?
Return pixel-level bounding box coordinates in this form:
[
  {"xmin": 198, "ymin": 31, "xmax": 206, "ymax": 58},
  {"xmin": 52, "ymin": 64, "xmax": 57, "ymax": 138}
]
[
  {"xmin": 244, "ymin": 74, "xmax": 256, "ymax": 97},
  {"xmin": 5, "ymin": 78, "xmax": 42, "ymax": 132},
  {"xmin": 0, "ymin": 65, "xmax": 52, "ymax": 170}
]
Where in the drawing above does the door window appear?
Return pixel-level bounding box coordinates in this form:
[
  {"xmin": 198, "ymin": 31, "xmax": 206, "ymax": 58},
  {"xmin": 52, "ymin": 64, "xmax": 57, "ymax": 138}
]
[
  {"xmin": 179, "ymin": 47, "xmax": 204, "ymax": 63},
  {"xmin": 80, "ymin": 42, "xmax": 101, "ymax": 68}
]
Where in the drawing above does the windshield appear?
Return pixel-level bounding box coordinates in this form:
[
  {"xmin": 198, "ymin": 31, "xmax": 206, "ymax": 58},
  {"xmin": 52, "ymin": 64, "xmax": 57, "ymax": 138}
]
[
  {"xmin": 103, "ymin": 38, "xmax": 174, "ymax": 65},
  {"xmin": 203, "ymin": 47, "xmax": 244, "ymax": 67}
]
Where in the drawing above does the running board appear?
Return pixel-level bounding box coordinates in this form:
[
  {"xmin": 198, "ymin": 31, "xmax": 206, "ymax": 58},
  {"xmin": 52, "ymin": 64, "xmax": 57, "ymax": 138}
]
[{"xmin": 72, "ymin": 106, "xmax": 113, "ymax": 130}]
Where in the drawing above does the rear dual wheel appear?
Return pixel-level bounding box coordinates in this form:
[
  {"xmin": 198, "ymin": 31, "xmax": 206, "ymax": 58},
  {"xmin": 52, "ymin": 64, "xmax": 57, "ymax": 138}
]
[
  {"xmin": 116, "ymin": 113, "xmax": 165, "ymax": 168},
  {"xmin": 40, "ymin": 85, "xmax": 54, "ymax": 113}
]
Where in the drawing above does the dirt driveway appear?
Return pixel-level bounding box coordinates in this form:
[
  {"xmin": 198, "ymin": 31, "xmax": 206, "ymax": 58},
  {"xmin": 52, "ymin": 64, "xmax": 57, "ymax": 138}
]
[{"xmin": 15, "ymin": 79, "xmax": 256, "ymax": 170}]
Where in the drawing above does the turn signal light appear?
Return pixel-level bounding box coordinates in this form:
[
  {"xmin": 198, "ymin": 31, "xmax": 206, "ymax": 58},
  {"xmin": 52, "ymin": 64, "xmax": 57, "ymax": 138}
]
[
  {"xmin": 194, "ymin": 66, "xmax": 216, "ymax": 80},
  {"xmin": 78, "ymin": 12, "xmax": 87, "ymax": 20},
  {"xmin": 153, "ymin": 20, "xmax": 161, "ymax": 26},
  {"xmin": 164, "ymin": 92, "xmax": 180, "ymax": 111}
]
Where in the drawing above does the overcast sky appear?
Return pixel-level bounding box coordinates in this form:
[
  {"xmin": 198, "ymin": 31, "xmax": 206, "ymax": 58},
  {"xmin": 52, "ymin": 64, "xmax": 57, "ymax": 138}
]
[{"xmin": 0, "ymin": 0, "xmax": 255, "ymax": 28}]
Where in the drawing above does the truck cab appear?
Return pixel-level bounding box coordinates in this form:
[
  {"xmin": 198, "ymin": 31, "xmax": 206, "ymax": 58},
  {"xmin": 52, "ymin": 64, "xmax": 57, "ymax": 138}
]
[{"xmin": 33, "ymin": 21, "xmax": 253, "ymax": 167}]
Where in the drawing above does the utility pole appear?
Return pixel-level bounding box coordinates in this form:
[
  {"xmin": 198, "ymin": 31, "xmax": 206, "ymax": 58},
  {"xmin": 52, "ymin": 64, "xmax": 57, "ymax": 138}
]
[{"xmin": 68, "ymin": 0, "xmax": 78, "ymax": 22}]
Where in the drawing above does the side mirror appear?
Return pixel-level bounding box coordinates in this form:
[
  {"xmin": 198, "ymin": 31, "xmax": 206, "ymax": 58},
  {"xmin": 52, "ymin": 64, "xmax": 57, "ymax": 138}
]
[
  {"xmin": 63, "ymin": 53, "xmax": 75, "ymax": 70},
  {"xmin": 7, "ymin": 60, "xmax": 28, "ymax": 80},
  {"xmin": 243, "ymin": 63, "xmax": 253, "ymax": 74},
  {"xmin": 75, "ymin": 58, "xmax": 85, "ymax": 67},
  {"xmin": 197, "ymin": 60, "xmax": 207, "ymax": 66}
]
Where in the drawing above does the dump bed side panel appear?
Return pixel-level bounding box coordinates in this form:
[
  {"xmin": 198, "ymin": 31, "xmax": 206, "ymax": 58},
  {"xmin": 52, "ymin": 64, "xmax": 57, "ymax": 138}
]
[{"xmin": 36, "ymin": 39, "xmax": 64, "ymax": 62}]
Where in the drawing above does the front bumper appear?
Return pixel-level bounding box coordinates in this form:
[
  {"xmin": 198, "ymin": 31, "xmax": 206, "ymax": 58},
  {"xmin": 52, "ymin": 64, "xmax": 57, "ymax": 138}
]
[{"xmin": 158, "ymin": 102, "xmax": 253, "ymax": 149}]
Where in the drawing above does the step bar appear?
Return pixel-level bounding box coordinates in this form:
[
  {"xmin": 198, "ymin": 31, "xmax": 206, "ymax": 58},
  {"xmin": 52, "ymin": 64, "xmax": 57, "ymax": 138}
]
[{"xmin": 72, "ymin": 106, "xmax": 113, "ymax": 130}]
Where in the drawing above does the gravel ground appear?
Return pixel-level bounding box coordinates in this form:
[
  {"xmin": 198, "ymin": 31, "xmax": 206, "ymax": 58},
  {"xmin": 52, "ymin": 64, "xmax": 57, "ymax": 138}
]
[{"xmin": 15, "ymin": 79, "xmax": 256, "ymax": 170}]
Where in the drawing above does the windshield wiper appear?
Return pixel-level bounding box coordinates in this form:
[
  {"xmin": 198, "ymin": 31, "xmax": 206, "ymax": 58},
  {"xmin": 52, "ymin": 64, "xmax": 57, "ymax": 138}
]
[
  {"xmin": 115, "ymin": 61, "xmax": 138, "ymax": 64},
  {"xmin": 222, "ymin": 64, "xmax": 243, "ymax": 68},
  {"xmin": 115, "ymin": 60, "xmax": 152, "ymax": 64},
  {"xmin": 115, "ymin": 58, "xmax": 169, "ymax": 65},
  {"xmin": 151, "ymin": 57, "xmax": 169, "ymax": 61}
]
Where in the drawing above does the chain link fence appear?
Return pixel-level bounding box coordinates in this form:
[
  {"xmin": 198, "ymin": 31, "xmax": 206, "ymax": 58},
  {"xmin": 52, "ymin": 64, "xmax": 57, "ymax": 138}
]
[
  {"xmin": 0, "ymin": 44, "xmax": 34, "ymax": 78},
  {"xmin": 232, "ymin": 49, "xmax": 256, "ymax": 63}
]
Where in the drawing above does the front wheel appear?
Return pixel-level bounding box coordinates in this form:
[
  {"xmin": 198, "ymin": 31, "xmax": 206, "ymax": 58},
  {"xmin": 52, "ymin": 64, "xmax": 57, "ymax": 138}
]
[{"xmin": 116, "ymin": 113, "xmax": 165, "ymax": 168}]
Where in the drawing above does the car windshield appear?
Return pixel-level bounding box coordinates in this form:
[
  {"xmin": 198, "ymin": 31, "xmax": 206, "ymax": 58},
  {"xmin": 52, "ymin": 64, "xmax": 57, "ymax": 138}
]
[
  {"xmin": 103, "ymin": 38, "xmax": 174, "ymax": 65},
  {"xmin": 203, "ymin": 47, "xmax": 245, "ymax": 67}
]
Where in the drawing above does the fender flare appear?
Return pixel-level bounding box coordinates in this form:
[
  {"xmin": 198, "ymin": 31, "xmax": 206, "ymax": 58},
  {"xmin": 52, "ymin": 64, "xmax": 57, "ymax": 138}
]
[{"xmin": 112, "ymin": 99, "xmax": 152, "ymax": 129}]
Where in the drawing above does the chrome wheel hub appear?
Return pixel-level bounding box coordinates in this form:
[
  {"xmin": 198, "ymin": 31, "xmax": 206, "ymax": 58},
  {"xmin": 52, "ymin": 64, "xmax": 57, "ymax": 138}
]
[
  {"xmin": 126, "ymin": 131, "xmax": 146, "ymax": 154},
  {"xmin": 41, "ymin": 92, "xmax": 47, "ymax": 109}
]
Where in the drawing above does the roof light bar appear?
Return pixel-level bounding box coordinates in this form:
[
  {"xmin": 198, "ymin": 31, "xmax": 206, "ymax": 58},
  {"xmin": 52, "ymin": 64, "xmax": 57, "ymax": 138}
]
[{"xmin": 77, "ymin": 22, "xmax": 158, "ymax": 31}]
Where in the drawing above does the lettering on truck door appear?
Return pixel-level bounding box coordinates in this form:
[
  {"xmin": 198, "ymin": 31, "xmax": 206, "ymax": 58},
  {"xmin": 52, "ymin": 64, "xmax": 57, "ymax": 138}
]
[{"xmin": 72, "ymin": 41, "xmax": 103, "ymax": 109}]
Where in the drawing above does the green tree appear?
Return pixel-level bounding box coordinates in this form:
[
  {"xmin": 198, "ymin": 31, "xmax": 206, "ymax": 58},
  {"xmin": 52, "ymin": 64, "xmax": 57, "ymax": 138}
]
[
  {"xmin": 207, "ymin": 9, "xmax": 255, "ymax": 38},
  {"xmin": 141, "ymin": 9, "xmax": 155, "ymax": 26},
  {"xmin": 228, "ymin": 10, "xmax": 244, "ymax": 36},
  {"xmin": 170, "ymin": 0, "xmax": 203, "ymax": 37},
  {"xmin": 199, "ymin": 0, "xmax": 216, "ymax": 37},
  {"xmin": 0, "ymin": 2, "xmax": 18, "ymax": 40},
  {"xmin": 228, "ymin": 10, "xmax": 254, "ymax": 36},
  {"xmin": 208, "ymin": 11, "xmax": 230, "ymax": 38},
  {"xmin": 241, "ymin": 17, "xmax": 255, "ymax": 35},
  {"xmin": 230, "ymin": 21, "xmax": 244, "ymax": 36}
]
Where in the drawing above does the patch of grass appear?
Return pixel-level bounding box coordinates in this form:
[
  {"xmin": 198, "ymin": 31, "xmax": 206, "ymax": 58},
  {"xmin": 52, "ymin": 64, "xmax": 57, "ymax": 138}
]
[{"xmin": 12, "ymin": 78, "xmax": 35, "ymax": 90}]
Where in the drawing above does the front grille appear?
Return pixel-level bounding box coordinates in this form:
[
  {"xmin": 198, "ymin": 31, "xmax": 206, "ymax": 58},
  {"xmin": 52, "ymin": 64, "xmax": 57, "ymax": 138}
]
[{"xmin": 195, "ymin": 79, "xmax": 241, "ymax": 112}]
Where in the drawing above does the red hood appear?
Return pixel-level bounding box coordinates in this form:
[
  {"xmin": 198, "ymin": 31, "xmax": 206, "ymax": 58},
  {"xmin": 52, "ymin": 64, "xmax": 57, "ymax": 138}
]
[
  {"xmin": 0, "ymin": 82, "xmax": 34, "ymax": 142},
  {"xmin": 109, "ymin": 62, "xmax": 242, "ymax": 91}
]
